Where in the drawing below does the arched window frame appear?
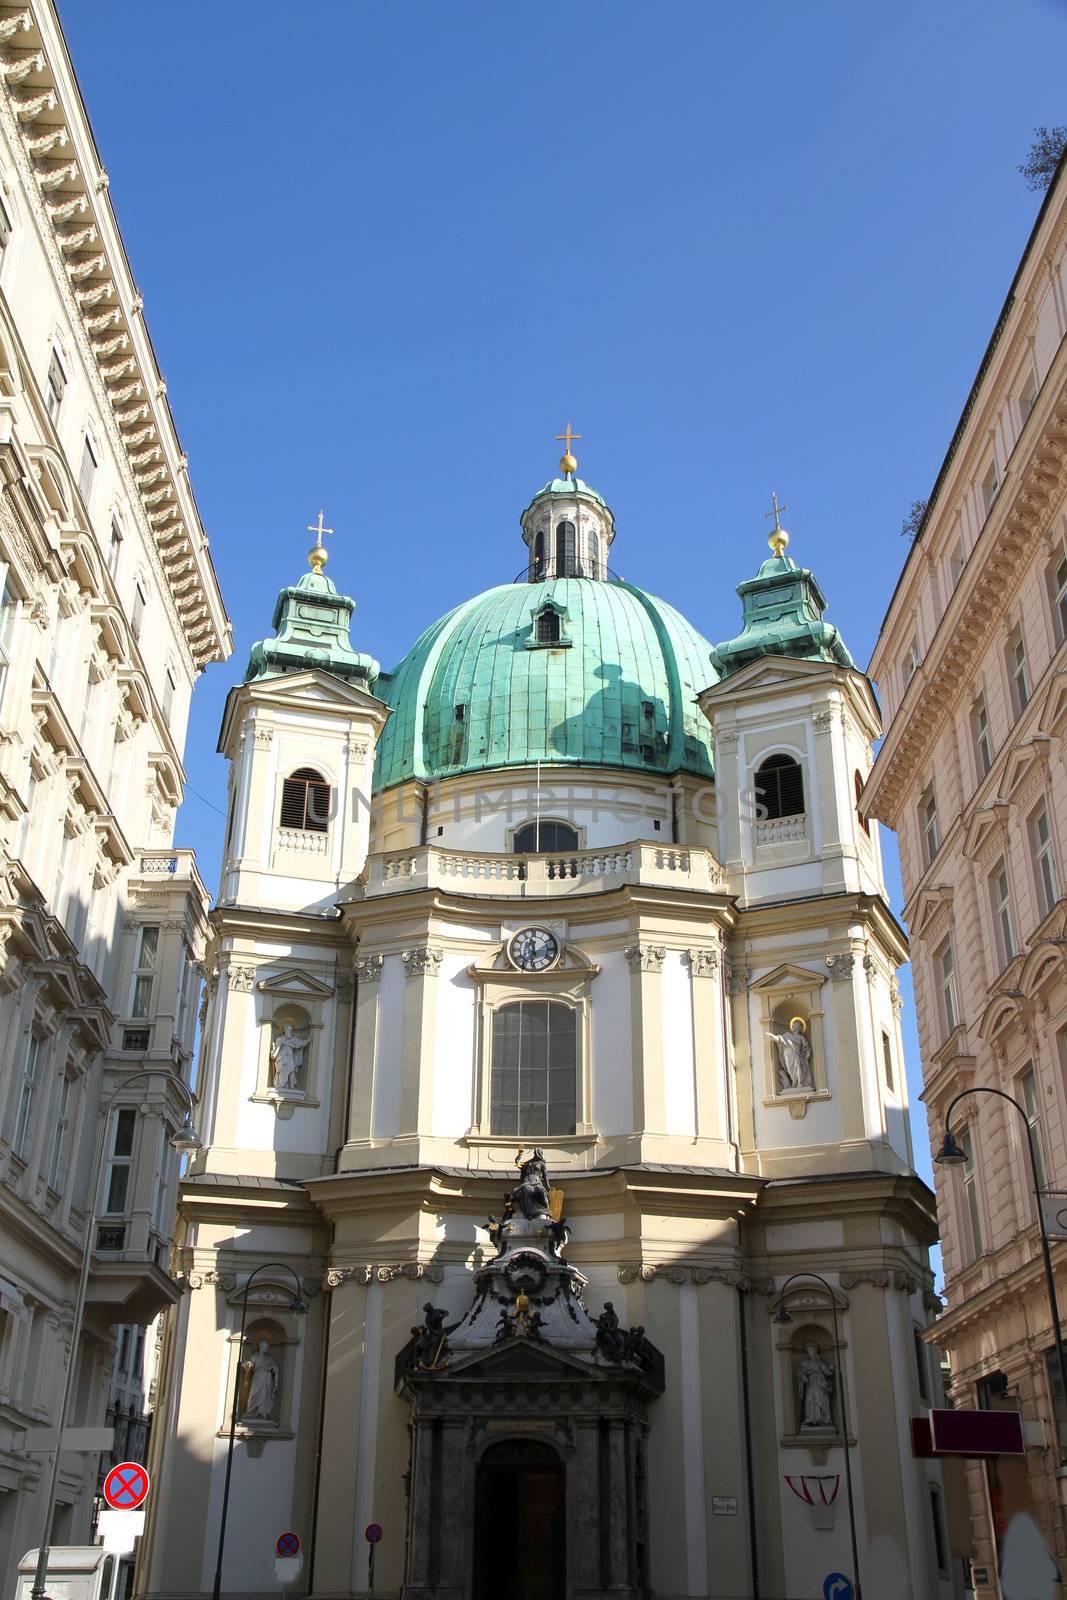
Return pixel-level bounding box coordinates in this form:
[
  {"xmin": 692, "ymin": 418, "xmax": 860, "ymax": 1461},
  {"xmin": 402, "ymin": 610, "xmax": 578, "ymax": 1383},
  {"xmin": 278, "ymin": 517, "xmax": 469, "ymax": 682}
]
[
  {"xmin": 526, "ymin": 598, "xmax": 571, "ymax": 651},
  {"xmin": 508, "ymin": 818, "xmax": 583, "ymax": 855},
  {"xmin": 754, "ymin": 752, "xmax": 805, "ymax": 821},
  {"xmin": 279, "ymin": 767, "xmax": 332, "ymax": 834},
  {"xmin": 554, "ymin": 519, "xmax": 576, "ymax": 577}
]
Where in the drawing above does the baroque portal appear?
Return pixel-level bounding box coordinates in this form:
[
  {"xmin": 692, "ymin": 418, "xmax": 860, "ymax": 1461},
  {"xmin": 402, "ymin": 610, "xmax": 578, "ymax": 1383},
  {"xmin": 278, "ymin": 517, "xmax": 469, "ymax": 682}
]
[{"xmin": 396, "ymin": 1150, "xmax": 664, "ymax": 1600}]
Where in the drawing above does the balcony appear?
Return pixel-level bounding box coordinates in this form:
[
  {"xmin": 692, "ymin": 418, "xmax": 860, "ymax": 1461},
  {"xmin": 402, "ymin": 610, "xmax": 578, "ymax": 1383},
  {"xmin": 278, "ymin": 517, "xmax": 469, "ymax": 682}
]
[{"xmin": 358, "ymin": 841, "xmax": 728, "ymax": 900}]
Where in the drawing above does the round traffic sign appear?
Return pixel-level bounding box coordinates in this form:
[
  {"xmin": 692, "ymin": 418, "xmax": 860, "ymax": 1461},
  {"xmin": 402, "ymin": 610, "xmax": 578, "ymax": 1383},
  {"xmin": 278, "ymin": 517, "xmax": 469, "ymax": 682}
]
[
  {"xmin": 275, "ymin": 1532, "xmax": 300, "ymax": 1558},
  {"xmin": 365, "ymin": 1523, "xmax": 383, "ymax": 1545},
  {"xmin": 102, "ymin": 1461, "xmax": 150, "ymax": 1511},
  {"xmin": 823, "ymin": 1576, "xmax": 854, "ymax": 1600}
]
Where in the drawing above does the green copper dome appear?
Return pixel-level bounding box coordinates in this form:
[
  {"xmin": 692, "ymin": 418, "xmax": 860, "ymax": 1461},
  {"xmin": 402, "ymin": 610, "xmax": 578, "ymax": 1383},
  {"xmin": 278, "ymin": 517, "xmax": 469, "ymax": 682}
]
[{"xmin": 373, "ymin": 576, "xmax": 717, "ymax": 791}]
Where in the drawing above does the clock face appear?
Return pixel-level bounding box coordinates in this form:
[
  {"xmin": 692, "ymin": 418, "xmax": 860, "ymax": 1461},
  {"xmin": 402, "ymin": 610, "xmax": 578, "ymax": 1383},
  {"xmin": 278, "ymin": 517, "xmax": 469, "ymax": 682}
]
[{"xmin": 508, "ymin": 927, "xmax": 560, "ymax": 972}]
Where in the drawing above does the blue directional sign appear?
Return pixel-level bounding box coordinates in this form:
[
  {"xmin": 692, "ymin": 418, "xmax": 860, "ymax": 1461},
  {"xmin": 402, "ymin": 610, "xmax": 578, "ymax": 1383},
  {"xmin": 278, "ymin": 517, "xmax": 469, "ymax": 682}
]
[{"xmin": 823, "ymin": 1576, "xmax": 854, "ymax": 1600}]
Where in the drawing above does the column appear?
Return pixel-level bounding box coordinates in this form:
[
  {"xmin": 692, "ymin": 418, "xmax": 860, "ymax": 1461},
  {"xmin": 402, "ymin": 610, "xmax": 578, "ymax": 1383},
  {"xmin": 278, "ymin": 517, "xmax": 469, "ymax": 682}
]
[
  {"xmin": 626, "ymin": 944, "xmax": 666, "ymax": 1133},
  {"xmin": 398, "ymin": 946, "xmax": 441, "ymax": 1136}
]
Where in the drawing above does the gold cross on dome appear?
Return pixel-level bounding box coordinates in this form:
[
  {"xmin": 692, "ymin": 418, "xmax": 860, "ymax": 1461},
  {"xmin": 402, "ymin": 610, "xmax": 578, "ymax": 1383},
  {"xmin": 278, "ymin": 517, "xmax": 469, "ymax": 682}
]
[
  {"xmin": 763, "ymin": 491, "xmax": 788, "ymax": 531},
  {"xmin": 555, "ymin": 422, "xmax": 582, "ymax": 473},
  {"xmin": 306, "ymin": 509, "xmax": 334, "ymax": 574},
  {"xmin": 763, "ymin": 491, "xmax": 790, "ymax": 557}
]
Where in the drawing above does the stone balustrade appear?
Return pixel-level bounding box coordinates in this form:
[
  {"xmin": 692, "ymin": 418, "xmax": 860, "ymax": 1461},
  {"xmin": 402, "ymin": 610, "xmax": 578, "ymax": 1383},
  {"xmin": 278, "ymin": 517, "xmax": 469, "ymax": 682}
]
[{"xmin": 359, "ymin": 840, "xmax": 726, "ymax": 899}]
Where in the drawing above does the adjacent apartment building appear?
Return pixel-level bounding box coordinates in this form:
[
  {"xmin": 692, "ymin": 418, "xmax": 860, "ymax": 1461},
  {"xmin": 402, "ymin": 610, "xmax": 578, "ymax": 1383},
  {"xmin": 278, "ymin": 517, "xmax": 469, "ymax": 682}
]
[
  {"xmin": 0, "ymin": 2, "xmax": 230, "ymax": 1590},
  {"xmin": 865, "ymin": 152, "xmax": 1067, "ymax": 1593}
]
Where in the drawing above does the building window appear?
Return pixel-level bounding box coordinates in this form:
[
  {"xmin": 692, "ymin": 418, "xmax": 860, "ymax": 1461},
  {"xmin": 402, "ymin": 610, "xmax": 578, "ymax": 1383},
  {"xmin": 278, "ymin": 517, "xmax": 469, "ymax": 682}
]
[
  {"xmin": 536, "ymin": 608, "xmax": 561, "ymax": 645},
  {"xmin": 947, "ymin": 539, "xmax": 965, "ymax": 586},
  {"xmin": 913, "ymin": 1327, "xmax": 930, "ymax": 1403},
  {"xmin": 554, "ymin": 520, "xmax": 576, "ymax": 577},
  {"xmin": 162, "ymin": 666, "xmax": 176, "ymax": 725},
  {"xmin": 587, "ymin": 527, "xmax": 600, "ymax": 575},
  {"xmin": 489, "ymin": 1000, "xmax": 577, "ymax": 1137},
  {"xmin": 1050, "ymin": 547, "xmax": 1067, "ymax": 647},
  {"xmin": 904, "ymin": 638, "xmax": 920, "ymax": 683},
  {"xmin": 12, "ymin": 1034, "xmax": 41, "ymax": 1160},
  {"xmin": 130, "ymin": 925, "xmax": 159, "ymax": 1019},
  {"xmin": 77, "ymin": 434, "xmax": 98, "ymax": 504},
  {"xmin": 936, "ymin": 938, "xmax": 959, "ymax": 1037},
  {"xmin": 0, "ymin": 193, "xmax": 11, "ymax": 261},
  {"xmin": 279, "ymin": 768, "xmax": 331, "ymax": 833},
  {"xmin": 881, "ymin": 1028, "xmax": 895, "ymax": 1094},
  {"xmin": 47, "ymin": 1072, "xmax": 72, "ymax": 1193},
  {"xmin": 981, "ymin": 460, "xmax": 1000, "ymax": 516},
  {"xmin": 855, "ymin": 770, "xmax": 870, "ymax": 835},
  {"xmin": 512, "ymin": 819, "xmax": 579, "ymax": 854},
  {"xmin": 1008, "ymin": 626, "xmax": 1030, "ymax": 715},
  {"xmin": 1031, "ymin": 800, "xmax": 1059, "ymax": 919},
  {"xmin": 960, "ymin": 1126, "xmax": 983, "ymax": 1258},
  {"xmin": 0, "ymin": 564, "xmax": 17, "ymax": 708},
  {"xmin": 972, "ymin": 696, "xmax": 992, "ymax": 778},
  {"xmin": 755, "ymin": 754, "xmax": 804, "ymax": 820},
  {"xmin": 131, "ymin": 579, "xmax": 146, "ymax": 642},
  {"xmin": 1020, "ymin": 368, "xmax": 1038, "ymax": 423},
  {"xmin": 920, "ymin": 785, "xmax": 940, "ymax": 868},
  {"xmin": 45, "ymin": 349, "xmax": 66, "ymax": 423},
  {"xmin": 929, "ymin": 1485, "xmax": 948, "ymax": 1575},
  {"xmin": 989, "ymin": 859, "xmax": 1016, "ymax": 968},
  {"xmin": 103, "ymin": 1108, "xmax": 137, "ymax": 1214},
  {"xmin": 108, "ymin": 516, "xmax": 123, "ymax": 577},
  {"xmin": 531, "ymin": 529, "xmax": 545, "ymax": 576},
  {"xmin": 1020, "ymin": 1064, "xmax": 1047, "ymax": 1192}
]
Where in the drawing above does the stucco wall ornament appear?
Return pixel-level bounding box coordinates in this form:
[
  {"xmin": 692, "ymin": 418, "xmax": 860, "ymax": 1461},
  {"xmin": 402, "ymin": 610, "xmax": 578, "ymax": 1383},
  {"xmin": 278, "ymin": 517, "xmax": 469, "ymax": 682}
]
[
  {"xmin": 402, "ymin": 946, "xmax": 442, "ymax": 979},
  {"xmin": 685, "ymin": 947, "xmax": 719, "ymax": 977},
  {"xmin": 617, "ymin": 1263, "xmax": 771, "ymax": 1291},
  {"xmin": 355, "ymin": 952, "xmax": 384, "ymax": 984},
  {"xmin": 724, "ymin": 963, "xmax": 750, "ymax": 996},
  {"xmin": 624, "ymin": 944, "xmax": 666, "ymax": 973},
  {"xmin": 377, "ymin": 1262, "xmax": 446, "ymax": 1284},
  {"xmin": 824, "ymin": 953, "xmax": 855, "ymax": 982},
  {"xmin": 226, "ymin": 965, "xmax": 255, "ymax": 993},
  {"xmin": 186, "ymin": 1271, "xmax": 237, "ymax": 1291}
]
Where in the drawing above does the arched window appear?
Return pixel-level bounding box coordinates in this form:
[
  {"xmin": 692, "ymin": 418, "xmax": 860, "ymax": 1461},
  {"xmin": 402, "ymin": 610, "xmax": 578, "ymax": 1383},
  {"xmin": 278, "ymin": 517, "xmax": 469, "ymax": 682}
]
[
  {"xmin": 280, "ymin": 768, "xmax": 331, "ymax": 832},
  {"xmin": 536, "ymin": 608, "xmax": 561, "ymax": 644},
  {"xmin": 490, "ymin": 1000, "xmax": 577, "ymax": 1136},
  {"xmin": 512, "ymin": 819, "xmax": 580, "ymax": 854},
  {"xmin": 855, "ymin": 770, "xmax": 870, "ymax": 835},
  {"xmin": 755, "ymin": 753, "xmax": 804, "ymax": 820},
  {"xmin": 532, "ymin": 529, "xmax": 545, "ymax": 576},
  {"xmin": 555, "ymin": 520, "xmax": 576, "ymax": 577},
  {"xmin": 587, "ymin": 527, "xmax": 600, "ymax": 577}
]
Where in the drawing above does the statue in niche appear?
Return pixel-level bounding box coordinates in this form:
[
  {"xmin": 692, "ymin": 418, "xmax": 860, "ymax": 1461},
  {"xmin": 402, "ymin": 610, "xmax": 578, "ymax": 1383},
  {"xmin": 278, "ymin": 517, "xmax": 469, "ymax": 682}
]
[
  {"xmin": 241, "ymin": 1338, "xmax": 279, "ymax": 1422},
  {"xmin": 270, "ymin": 1020, "xmax": 310, "ymax": 1092},
  {"xmin": 796, "ymin": 1342, "xmax": 836, "ymax": 1429},
  {"xmin": 506, "ymin": 1147, "xmax": 552, "ymax": 1220},
  {"xmin": 767, "ymin": 1017, "xmax": 815, "ymax": 1093}
]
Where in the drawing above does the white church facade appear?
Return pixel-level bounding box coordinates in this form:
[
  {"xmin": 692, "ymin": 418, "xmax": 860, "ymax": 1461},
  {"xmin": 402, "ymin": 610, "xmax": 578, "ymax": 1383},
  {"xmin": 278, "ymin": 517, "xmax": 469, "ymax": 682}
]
[{"xmin": 142, "ymin": 460, "xmax": 959, "ymax": 1600}]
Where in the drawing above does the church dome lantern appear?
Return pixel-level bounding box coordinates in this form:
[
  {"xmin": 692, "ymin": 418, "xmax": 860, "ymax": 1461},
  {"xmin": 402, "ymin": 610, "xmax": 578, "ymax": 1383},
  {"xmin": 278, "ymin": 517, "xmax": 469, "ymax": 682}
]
[{"xmin": 519, "ymin": 426, "xmax": 616, "ymax": 582}]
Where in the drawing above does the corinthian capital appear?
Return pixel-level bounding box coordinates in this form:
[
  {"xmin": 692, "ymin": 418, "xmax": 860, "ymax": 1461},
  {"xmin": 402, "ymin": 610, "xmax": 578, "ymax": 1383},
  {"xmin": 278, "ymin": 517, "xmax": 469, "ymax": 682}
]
[
  {"xmin": 625, "ymin": 944, "xmax": 666, "ymax": 974},
  {"xmin": 402, "ymin": 946, "xmax": 442, "ymax": 979}
]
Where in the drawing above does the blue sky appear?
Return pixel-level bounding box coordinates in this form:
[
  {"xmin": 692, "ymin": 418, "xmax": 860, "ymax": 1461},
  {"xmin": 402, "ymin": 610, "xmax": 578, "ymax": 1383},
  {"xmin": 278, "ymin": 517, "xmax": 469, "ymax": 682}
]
[{"xmin": 62, "ymin": 0, "xmax": 1067, "ymax": 1205}]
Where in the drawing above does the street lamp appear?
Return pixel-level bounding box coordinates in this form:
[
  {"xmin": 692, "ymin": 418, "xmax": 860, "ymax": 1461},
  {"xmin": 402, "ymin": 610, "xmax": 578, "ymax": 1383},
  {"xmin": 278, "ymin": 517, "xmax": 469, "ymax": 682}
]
[
  {"xmin": 774, "ymin": 1270, "xmax": 862, "ymax": 1600},
  {"xmin": 30, "ymin": 1069, "xmax": 200, "ymax": 1600},
  {"xmin": 211, "ymin": 1262, "xmax": 307, "ymax": 1600},
  {"xmin": 936, "ymin": 1084, "xmax": 1067, "ymax": 1461}
]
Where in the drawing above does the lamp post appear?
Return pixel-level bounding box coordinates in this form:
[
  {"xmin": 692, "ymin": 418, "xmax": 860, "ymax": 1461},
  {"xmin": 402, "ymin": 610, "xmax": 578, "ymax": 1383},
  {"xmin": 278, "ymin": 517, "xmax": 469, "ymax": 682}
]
[
  {"xmin": 30, "ymin": 1070, "xmax": 200, "ymax": 1600},
  {"xmin": 211, "ymin": 1262, "xmax": 307, "ymax": 1600},
  {"xmin": 774, "ymin": 1270, "xmax": 862, "ymax": 1599},
  {"xmin": 936, "ymin": 1084, "xmax": 1067, "ymax": 1461}
]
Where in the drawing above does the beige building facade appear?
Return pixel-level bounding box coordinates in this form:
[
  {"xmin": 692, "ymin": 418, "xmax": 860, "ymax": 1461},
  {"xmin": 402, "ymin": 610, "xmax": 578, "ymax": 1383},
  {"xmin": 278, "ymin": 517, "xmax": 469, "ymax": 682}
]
[
  {"xmin": 0, "ymin": 2, "xmax": 230, "ymax": 1592},
  {"xmin": 864, "ymin": 155, "xmax": 1067, "ymax": 1594},
  {"xmin": 146, "ymin": 471, "xmax": 957, "ymax": 1600}
]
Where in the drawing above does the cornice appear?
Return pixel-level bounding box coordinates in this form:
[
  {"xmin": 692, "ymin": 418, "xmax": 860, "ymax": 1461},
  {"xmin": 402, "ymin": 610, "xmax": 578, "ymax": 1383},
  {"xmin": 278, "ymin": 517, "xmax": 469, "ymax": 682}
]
[
  {"xmin": 0, "ymin": 4, "xmax": 230, "ymax": 671},
  {"xmin": 866, "ymin": 362, "xmax": 1067, "ymax": 824}
]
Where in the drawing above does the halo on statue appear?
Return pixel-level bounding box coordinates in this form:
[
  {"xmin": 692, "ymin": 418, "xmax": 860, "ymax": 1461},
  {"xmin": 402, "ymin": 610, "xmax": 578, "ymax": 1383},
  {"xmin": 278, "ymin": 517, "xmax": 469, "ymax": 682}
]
[{"xmin": 788, "ymin": 1016, "xmax": 808, "ymax": 1032}]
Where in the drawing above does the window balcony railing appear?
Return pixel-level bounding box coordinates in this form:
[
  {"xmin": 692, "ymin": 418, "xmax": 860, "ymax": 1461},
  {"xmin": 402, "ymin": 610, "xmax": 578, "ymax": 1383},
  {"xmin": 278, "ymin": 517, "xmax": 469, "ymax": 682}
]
[
  {"xmin": 754, "ymin": 812, "xmax": 808, "ymax": 846},
  {"xmin": 359, "ymin": 841, "xmax": 727, "ymax": 899},
  {"xmin": 277, "ymin": 827, "xmax": 329, "ymax": 856}
]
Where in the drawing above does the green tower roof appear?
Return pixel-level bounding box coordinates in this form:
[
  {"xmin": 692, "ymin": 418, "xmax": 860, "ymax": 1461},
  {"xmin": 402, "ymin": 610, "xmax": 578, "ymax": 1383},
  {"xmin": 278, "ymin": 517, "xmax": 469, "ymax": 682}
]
[
  {"xmin": 244, "ymin": 569, "xmax": 380, "ymax": 688},
  {"xmin": 709, "ymin": 547, "xmax": 854, "ymax": 679},
  {"xmin": 373, "ymin": 576, "xmax": 717, "ymax": 791}
]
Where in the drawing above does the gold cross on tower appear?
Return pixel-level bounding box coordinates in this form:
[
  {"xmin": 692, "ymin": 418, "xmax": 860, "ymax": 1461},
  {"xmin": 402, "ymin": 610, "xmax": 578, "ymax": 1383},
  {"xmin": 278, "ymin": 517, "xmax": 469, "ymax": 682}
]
[
  {"xmin": 763, "ymin": 491, "xmax": 790, "ymax": 557},
  {"xmin": 555, "ymin": 423, "xmax": 582, "ymax": 476},
  {"xmin": 306, "ymin": 509, "xmax": 334, "ymax": 575}
]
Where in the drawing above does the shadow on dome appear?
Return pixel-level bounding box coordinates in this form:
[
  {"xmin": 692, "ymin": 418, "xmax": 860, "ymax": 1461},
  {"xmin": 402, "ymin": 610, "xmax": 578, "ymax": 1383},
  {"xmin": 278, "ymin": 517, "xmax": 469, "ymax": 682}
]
[{"xmin": 550, "ymin": 663, "xmax": 669, "ymax": 768}]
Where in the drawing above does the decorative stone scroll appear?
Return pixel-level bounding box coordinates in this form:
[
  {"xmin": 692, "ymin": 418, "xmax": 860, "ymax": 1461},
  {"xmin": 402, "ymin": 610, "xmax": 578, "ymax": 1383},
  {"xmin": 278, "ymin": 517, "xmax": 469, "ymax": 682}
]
[
  {"xmin": 624, "ymin": 944, "xmax": 666, "ymax": 974},
  {"xmin": 839, "ymin": 1269, "xmax": 921, "ymax": 1295},
  {"xmin": 617, "ymin": 1263, "xmax": 773, "ymax": 1293},
  {"xmin": 685, "ymin": 947, "xmax": 719, "ymax": 978},
  {"xmin": 355, "ymin": 952, "xmax": 384, "ymax": 984},
  {"xmin": 186, "ymin": 1271, "xmax": 237, "ymax": 1291},
  {"xmin": 724, "ymin": 963, "xmax": 750, "ymax": 996},
  {"xmin": 402, "ymin": 947, "xmax": 442, "ymax": 979},
  {"xmin": 324, "ymin": 1262, "xmax": 445, "ymax": 1290},
  {"xmin": 226, "ymin": 965, "xmax": 256, "ymax": 993}
]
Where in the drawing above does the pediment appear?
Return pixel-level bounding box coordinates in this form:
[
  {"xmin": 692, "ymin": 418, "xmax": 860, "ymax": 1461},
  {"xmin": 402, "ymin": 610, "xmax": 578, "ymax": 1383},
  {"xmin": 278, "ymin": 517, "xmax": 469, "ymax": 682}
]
[
  {"xmin": 257, "ymin": 968, "xmax": 335, "ymax": 998},
  {"xmin": 750, "ymin": 961, "xmax": 826, "ymax": 994},
  {"xmin": 248, "ymin": 670, "xmax": 387, "ymax": 716},
  {"xmin": 444, "ymin": 1338, "xmax": 600, "ymax": 1384},
  {"xmin": 1037, "ymin": 668, "xmax": 1067, "ymax": 737},
  {"xmin": 962, "ymin": 802, "xmax": 1009, "ymax": 863},
  {"xmin": 908, "ymin": 884, "xmax": 954, "ymax": 939},
  {"xmin": 1001, "ymin": 736, "xmax": 1052, "ymax": 806}
]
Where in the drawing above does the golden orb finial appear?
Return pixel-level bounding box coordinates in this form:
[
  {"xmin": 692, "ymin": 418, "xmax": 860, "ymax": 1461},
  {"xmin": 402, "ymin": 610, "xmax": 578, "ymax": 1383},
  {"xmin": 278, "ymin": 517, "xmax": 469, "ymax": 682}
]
[
  {"xmin": 306, "ymin": 508, "xmax": 333, "ymax": 574},
  {"xmin": 554, "ymin": 422, "xmax": 582, "ymax": 477},
  {"xmin": 763, "ymin": 492, "xmax": 789, "ymax": 557}
]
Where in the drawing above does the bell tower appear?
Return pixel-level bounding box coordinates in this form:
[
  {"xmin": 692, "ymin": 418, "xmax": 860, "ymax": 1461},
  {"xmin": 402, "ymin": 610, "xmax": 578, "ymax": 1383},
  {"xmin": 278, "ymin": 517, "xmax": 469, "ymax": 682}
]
[{"xmin": 701, "ymin": 506, "xmax": 912, "ymax": 1176}]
